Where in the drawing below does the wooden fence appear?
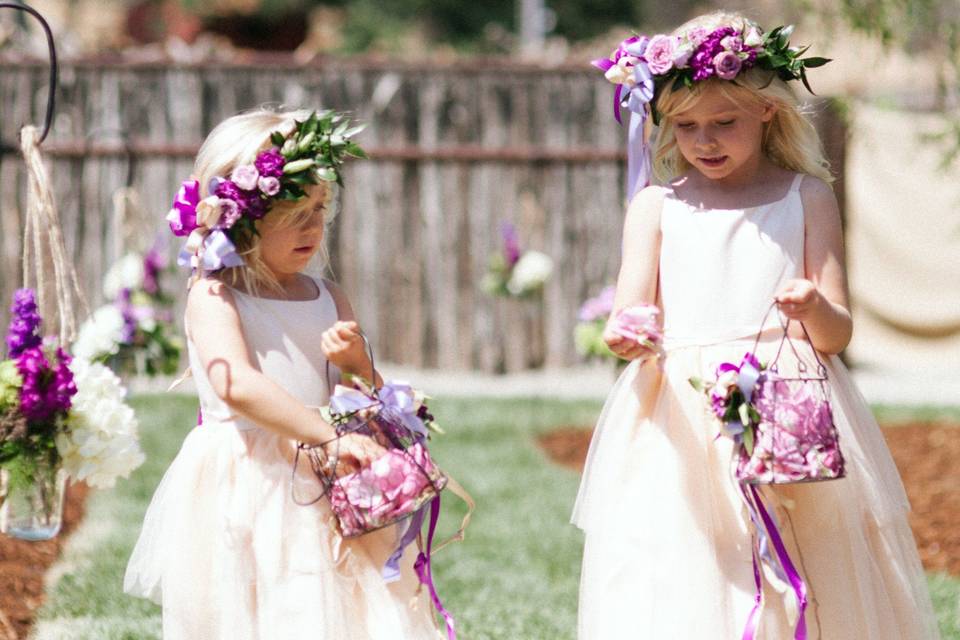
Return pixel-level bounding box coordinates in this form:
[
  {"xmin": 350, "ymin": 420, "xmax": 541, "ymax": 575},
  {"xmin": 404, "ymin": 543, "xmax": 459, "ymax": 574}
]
[{"xmin": 0, "ymin": 57, "xmax": 845, "ymax": 372}]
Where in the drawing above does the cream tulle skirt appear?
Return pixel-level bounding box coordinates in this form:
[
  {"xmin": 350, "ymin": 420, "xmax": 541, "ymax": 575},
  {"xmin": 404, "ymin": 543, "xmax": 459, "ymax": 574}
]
[
  {"xmin": 124, "ymin": 421, "xmax": 442, "ymax": 640},
  {"xmin": 572, "ymin": 335, "xmax": 939, "ymax": 639}
]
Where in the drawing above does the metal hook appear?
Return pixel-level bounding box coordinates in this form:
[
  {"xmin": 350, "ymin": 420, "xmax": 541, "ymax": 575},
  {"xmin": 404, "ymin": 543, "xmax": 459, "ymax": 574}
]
[{"xmin": 0, "ymin": 2, "xmax": 58, "ymax": 145}]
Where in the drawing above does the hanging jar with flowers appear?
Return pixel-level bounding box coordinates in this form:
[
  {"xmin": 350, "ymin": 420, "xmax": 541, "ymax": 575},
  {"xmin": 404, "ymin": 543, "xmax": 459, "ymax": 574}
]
[{"xmin": 0, "ymin": 289, "xmax": 145, "ymax": 540}]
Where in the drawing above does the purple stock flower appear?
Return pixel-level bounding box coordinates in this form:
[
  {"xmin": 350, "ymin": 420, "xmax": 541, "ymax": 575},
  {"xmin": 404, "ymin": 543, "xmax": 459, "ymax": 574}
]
[
  {"xmin": 6, "ymin": 289, "xmax": 42, "ymax": 358},
  {"xmin": 142, "ymin": 247, "xmax": 166, "ymax": 296},
  {"xmin": 500, "ymin": 222, "xmax": 521, "ymax": 267},
  {"xmin": 689, "ymin": 27, "xmax": 739, "ymax": 82},
  {"xmin": 16, "ymin": 346, "xmax": 75, "ymax": 421},
  {"xmin": 254, "ymin": 147, "xmax": 286, "ymax": 178},
  {"xmin": 216, "ymin": 180, "xmax": 268, "ymax": 221},
  {"xmin": 117, "ymin": 289, "xmax": 137, "ymax": 344}
]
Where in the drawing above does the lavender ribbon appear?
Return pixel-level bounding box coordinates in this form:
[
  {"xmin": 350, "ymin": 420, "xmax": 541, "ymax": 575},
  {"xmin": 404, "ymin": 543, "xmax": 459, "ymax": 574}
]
[
  {"xmin": 330, "ymin": 382, "xmax": 428, "ymax": 439},
  {"xmin": 176, "ymin": 229, "xmax": 243, "ymax": 274},
  {"xmin": 414, "ymin": 495, "xmax": 457, "ymax": 639},
  {"xmin": 382, "ymin": 505, "xmax": 428, "ymax": 582},
  {"xmin": 738, "ymin": 483, "xmax": 808, "ymax": 640}
]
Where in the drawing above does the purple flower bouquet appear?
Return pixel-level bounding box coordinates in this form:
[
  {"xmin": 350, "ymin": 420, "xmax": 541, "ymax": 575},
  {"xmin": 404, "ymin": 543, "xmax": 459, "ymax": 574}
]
[
  {"xmin": 690, "ymin": 348, "xmax": 845, "ymax": 484},
  {"xmin": 295, "ymin": 377, "xmax": 447, "ymax": 538}
]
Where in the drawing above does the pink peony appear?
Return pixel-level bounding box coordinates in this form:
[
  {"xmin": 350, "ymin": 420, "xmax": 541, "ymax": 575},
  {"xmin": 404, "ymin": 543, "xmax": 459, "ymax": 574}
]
[
  {"xmin": 713, "ymin": 51, "xmax": 743, "ymax": 80},
  {"xmin": 644, "ymin": 34, "xmax": 678, "ymax": 75}
]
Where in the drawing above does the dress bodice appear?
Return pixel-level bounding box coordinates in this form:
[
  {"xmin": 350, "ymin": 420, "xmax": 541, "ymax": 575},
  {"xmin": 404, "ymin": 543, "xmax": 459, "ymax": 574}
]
[
  {"xmin": 186, "ymin": 277, "xmax": 339, "ymax": 428},
  {"xmin": 659, "ymin": 173, "xmax": 805, "ymax": 345}
]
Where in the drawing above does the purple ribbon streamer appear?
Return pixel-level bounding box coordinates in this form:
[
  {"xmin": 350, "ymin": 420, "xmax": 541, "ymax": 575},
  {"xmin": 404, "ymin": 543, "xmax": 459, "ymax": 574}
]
[
  {"xmin": 382, "ymin": 505, "xmax": 428, "ymax": 583},
  {"xmin": 739, "ymin": 484, "xmax": 808, "ymax": 640},
  {"xmin": 414, "ymin": 495, "xmax": 457, "ymax": 640}
]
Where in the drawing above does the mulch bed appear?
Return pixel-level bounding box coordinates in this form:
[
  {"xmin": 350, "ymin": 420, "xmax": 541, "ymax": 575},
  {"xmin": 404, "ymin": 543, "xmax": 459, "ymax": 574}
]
[
  {"xmin": 0, "ymin": 482, "xmax": 89, "ymax": 640},
  {"xmin": 538, "ymin": 421, "xmax": 960, "ymax": 576}
]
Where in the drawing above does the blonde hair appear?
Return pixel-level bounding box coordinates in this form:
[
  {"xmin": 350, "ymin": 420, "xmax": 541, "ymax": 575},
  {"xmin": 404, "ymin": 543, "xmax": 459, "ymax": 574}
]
[
  {"xmin": 192, "ymin": 108, "xmax": 340, "ymax": 295},
  {"xmin": 651, "ymin": 11, "xmax": 833, "ymax": 184}
]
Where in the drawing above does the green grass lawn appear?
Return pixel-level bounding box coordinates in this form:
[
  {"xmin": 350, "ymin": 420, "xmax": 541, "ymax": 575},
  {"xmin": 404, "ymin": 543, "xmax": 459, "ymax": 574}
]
[{"xmin": 30, "ymin": 396, "xmax": 960, "ymax": 639}]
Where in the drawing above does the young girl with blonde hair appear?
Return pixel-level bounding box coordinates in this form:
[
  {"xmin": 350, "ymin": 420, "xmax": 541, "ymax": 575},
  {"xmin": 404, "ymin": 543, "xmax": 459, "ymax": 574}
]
[
  {"xmin": 576, "ymin": 12, "xmax": 939, "ymax": 638},
  {"xmin": 123, "ymin": 109, "xmax": 444, "ymax": 639}
]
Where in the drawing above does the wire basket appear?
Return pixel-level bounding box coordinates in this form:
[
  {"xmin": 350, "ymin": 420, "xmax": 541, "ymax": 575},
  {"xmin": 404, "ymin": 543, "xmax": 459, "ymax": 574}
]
[
  {"xmin": 735, "ymin": 305, "xmax": 846, "ymax": 485},
  {"xmin": 293, "ymin": 336, "xmax": 447, "ymax": 538}
]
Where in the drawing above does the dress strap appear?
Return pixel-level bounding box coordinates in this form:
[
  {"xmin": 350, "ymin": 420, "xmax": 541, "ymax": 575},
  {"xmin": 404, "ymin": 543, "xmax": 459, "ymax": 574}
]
[{"xmin": 788, "ymin": 173, "xmax": 804, "ymax": 193}]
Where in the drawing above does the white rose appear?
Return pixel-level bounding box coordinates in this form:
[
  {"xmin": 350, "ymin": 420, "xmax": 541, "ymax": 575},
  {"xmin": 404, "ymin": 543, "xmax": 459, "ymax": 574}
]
[
  {"xmin": 72, "ymin": 305, "xmax": 126, "ymax": 360},
  {"xmin": 604, "ymin": 56, "xmax": 638, "ymax": 85},
  {"xmin": 103, "ymin": 253, "xmax": 144, "ymax": 300},
  {"xmin": 195, "ymin": 195, "xmax": 223, "ymax": 228},
  {"xmin": 715, "ymin": 370, "xmax": 740, "ymax": 398},
  {"xmin": 506, "ymin": 251, "xmax": 553, "ymax": 296}
]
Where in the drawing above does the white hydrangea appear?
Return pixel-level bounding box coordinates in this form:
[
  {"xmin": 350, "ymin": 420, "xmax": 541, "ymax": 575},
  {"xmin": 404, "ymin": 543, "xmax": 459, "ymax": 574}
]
[
  {"xmin": 72, "ymin": 305, "xmax": 125, "ymax": 361},
  {"xmin": 103, "ymin": 253, "xmax": 144, "ymax": 300},
  {"xmin": 506, "ymin": 250, "xmax": 554, "ymax": 296},
  {"xmin": 57, "ymin": 359, "xmax": 145, "ymax": 489}
]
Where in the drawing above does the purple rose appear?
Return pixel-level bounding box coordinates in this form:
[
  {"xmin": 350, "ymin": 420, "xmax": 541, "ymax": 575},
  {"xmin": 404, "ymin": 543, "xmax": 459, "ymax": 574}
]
[
  {"xmin": 258, "ymin": 175, "xmax": 281, "ymax": 197},
  {"xmin": 644, "ymin": 34, "xmax": 677, "ymax": 75},
  {"xmin": 254, "ymin": 147, "xmax": 286, "ymax": 178},
  {"xmin": 166, "ymin": 180, "xmax": 200, "ymax": 237},
  {"xmin": 713, "ymin": 51, "xmax": 742, "ymax": 80}
]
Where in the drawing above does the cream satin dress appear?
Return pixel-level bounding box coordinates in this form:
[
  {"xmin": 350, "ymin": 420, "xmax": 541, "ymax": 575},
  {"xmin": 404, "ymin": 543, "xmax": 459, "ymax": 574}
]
[
  {"xmin": 124, "ymin": 277, "xmax": 442, "ymax": 639},
  {"xmin": 573, "ymin": 175, "xmax": 939, "ymax": 639}
]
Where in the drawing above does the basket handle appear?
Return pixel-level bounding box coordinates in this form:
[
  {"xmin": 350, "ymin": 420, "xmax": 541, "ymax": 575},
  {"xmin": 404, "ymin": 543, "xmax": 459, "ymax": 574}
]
[
  {"xmin": 750, "ymin": 300, "xmax": 828, "ymax": 378},
  {"xmin": 323, "ymin": 330, "xmax": 377, "ymax": 398}
]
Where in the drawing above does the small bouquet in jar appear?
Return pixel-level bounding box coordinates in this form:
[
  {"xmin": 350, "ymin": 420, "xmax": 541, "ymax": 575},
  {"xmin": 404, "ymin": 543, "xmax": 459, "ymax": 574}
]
[{"xmin": 1, "ymin": 289, "xmax": 144, "ymax": 541}]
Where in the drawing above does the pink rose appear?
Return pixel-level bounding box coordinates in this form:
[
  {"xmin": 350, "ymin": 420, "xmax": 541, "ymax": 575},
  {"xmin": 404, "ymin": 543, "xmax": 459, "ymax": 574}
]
[
  {"xmin": 713, "ymin": 51, "xmax": 742, "ymax": 80},
  {"xmin": 230, "ymin": 164, "xmax": 260, "ymax": 191},
  {"xmin": 219, "ymin": 198, "xmax": 241, "ymax": 229},
  {"xmin": 258, "ymin": 175, "xmax": 281, "ymax": 196},
  {"xmin": 644, "ymin": 34, "xmax": 677, "ymax": 75},
  {"xmin": 611, "ymin": 304, "xmax": 663, "ymax": 346}
]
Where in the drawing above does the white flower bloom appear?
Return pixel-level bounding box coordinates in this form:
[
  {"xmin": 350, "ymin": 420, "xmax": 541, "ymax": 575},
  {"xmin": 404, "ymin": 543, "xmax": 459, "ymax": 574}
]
[
  {"xmin": 744, "ymin": 27, "xmax": 764, "ymax": 47},
  {"xmin": 58, "ymin": 359, "xmax": 145, "ymax": 489},
  {"xmin": 194, "ymin": 196, "xmax": 223, "ymax": 228},
  {"xmin": 72, "ymin": 305, "xmax": 125, "ymax": 360},
  {"xmin": 604, "ymin": 56, "xmax": 638, "ymax": 86},
  {"xmin": 506, "ymin": 251, "xmax": 553, "ymax": 296},
  {"xmin": 103, "ymin": 253, "xmax": 144, "ymax": 300}
]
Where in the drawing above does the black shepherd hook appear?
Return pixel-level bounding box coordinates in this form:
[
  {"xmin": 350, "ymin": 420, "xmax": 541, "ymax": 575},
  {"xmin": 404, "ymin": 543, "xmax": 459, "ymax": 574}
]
[{"xmin": 0, "ymin": 1, "xmax": 58, "ymax": 145}]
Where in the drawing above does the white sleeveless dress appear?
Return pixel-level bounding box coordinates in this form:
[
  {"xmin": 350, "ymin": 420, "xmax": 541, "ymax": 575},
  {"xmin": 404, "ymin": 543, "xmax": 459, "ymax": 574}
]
[
  {"xmin": 573, "ymin": 175, "xmax": 940, "ymax": 639},
  {"xmin": 124, "ymin": 278, "xmax": 442, "ymax": 639}
]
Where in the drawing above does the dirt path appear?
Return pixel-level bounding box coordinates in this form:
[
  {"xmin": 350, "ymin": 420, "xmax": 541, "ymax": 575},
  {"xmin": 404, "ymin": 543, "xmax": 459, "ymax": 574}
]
[
  {"xmin": 0, "ymin": 483, "xmax": 88, "ymax": 640},
  {"xmin": 538, "ymin": 421, "xmax": 960, "ymax": 575}
]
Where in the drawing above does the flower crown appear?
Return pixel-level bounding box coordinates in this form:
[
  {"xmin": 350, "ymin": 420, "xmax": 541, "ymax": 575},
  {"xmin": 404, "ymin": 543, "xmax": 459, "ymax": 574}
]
[
  {"xmin": 594, "ymin": 22, "xmax": 829, "ymax": 126},
  {"xmin": 166, "ymin": 110, "xmax": 366, "ymax": 277},
  {"xmin": 593, "ymin": 21, "xmax": 828, "ymax": 199}
]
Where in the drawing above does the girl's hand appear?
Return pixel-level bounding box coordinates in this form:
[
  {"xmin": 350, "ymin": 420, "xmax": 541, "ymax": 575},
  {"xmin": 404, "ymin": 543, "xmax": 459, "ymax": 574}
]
[
  {"xmin": 321, "ymin": 321, "xmax": 370, "ymax": 376},
  {"xmin": 324, "ymin": 432, "xmax": 388, "ymax": 475},
  {"xmin": 602, "ymin": 325, "xmax": 656, "ymax": 362},
  {"xmin": 775, "ymin": 279, "xmax": 824, "ymax": 321}
]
